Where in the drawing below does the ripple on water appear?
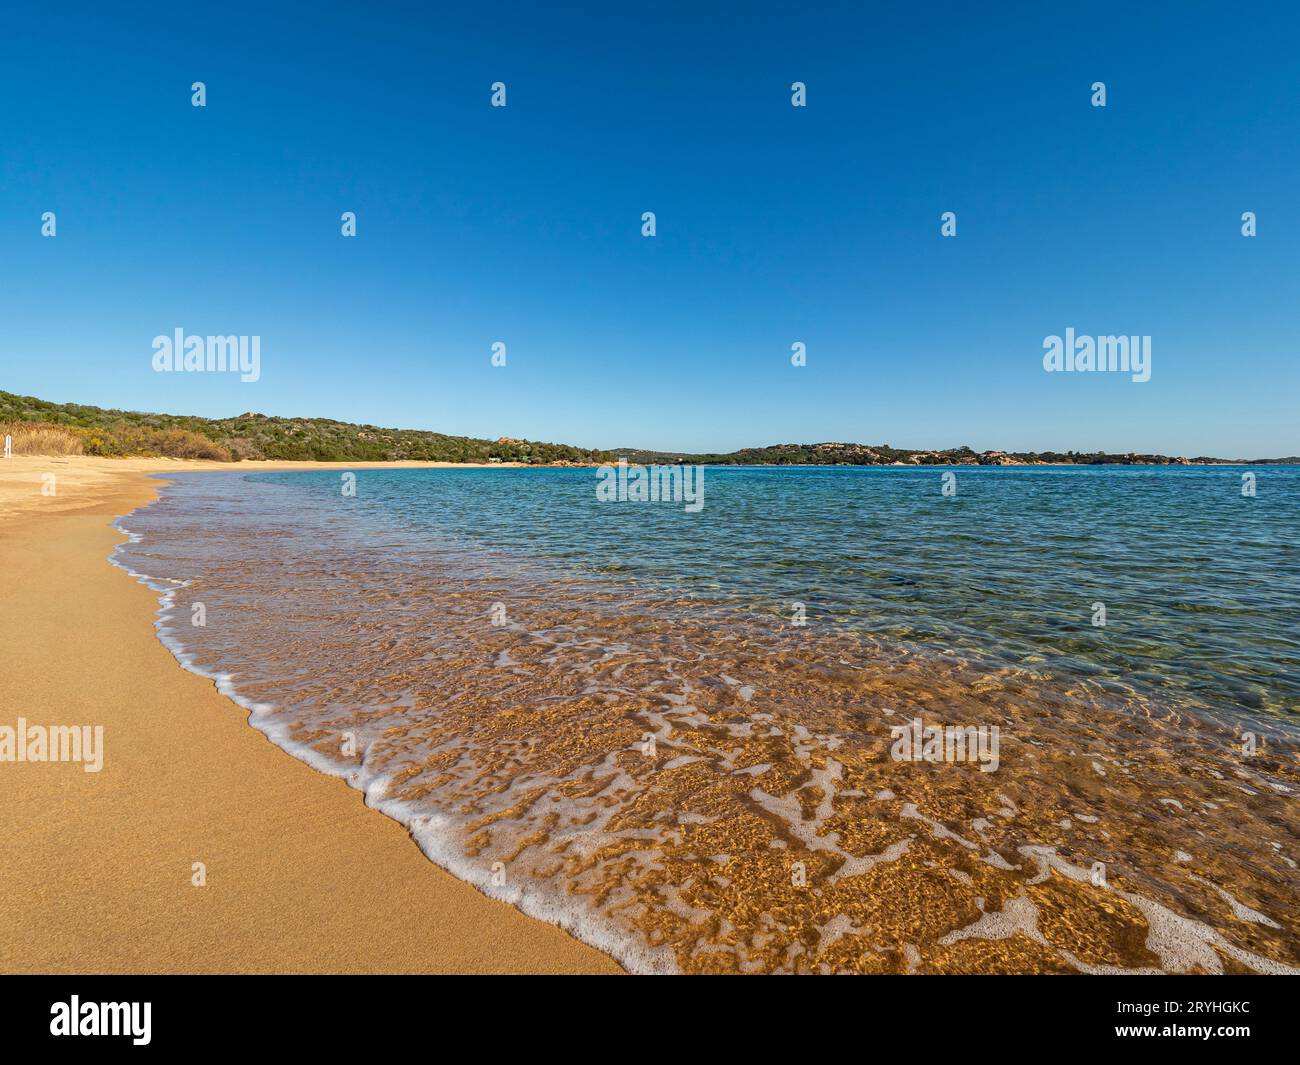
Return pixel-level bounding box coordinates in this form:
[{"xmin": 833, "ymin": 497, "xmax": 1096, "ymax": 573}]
[{"xmin": 112, "ymin": 469, "xmax": 1300, "ymax": 974}]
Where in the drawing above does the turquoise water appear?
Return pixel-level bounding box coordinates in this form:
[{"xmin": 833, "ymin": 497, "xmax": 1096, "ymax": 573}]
[
  {"xmin": 248, "ymin": 464, "xmax": 1300, "ymax": 725},
  {"xmin": 113, "ymin": 464, "xmax": 1300, "ymax": 973}
]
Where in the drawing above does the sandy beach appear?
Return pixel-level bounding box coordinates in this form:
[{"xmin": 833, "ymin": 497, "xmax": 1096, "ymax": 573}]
[{"xmin": 0, "ymin": 455, "xmax": 621, "ymax": 974}]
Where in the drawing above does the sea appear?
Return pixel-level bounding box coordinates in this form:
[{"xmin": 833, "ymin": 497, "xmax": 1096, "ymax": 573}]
[{"xmin": 111, "ymin": 465, "xmax": 1300, "ymax": 974}]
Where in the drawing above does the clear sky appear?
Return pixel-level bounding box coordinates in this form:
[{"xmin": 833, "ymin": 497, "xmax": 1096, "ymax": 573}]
[{"xmin": 1, "ymin": 2, "xmax": 1297, "ymax": 457}]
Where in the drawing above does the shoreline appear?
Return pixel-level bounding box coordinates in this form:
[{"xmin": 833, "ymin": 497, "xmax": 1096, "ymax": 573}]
[
  {"xmin": 0, "ymin": 455, "xmax": 559, "ymax": 524},
  {"xmin": 0, "ymin": 455, "xmax": 622, "ymax": 974},
  {"xmin": 5, "ymin": 455, "xmax": 1297, "ymax": 973}
]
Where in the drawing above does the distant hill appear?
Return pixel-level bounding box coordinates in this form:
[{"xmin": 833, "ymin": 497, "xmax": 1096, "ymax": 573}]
[
  {"xmin": 0, "ymin": 390, "xmax": 613, "ymax": 464},
  {"xmin": 611, "ymin": 441, "xmax": 1292, "ymax": 466},
  {"xmin": 3, "ymin": 390, "xmax": 1289, "ymax": 466}
]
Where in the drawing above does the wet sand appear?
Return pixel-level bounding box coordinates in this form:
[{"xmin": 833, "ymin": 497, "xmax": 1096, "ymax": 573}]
[{"xmin": 0, "ymin": 455, "xmax": 621, "ymax": 974}]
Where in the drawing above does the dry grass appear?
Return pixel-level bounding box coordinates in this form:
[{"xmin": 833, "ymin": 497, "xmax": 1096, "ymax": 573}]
[
  {"xmin": 0, "ymin": 421, "xmax": 85, "ymax": 456},
  {"xmin": 0, "ymin": 420, "xmax": 232, "ymax": 461},
  {"xmin": 82, "ymin": 423, "xmax": 232, "ymax": 461}
]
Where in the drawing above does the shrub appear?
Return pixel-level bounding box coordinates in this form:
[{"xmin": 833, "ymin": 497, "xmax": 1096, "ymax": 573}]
[{"xmin": 0, "ymin": 421, "xmax": 84, "ymax": 455}]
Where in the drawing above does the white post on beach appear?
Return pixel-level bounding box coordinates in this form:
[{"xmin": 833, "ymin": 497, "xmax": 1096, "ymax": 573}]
[{"xmin": 3, "ymin": 434, "xmax": 10, "ymax": 459}]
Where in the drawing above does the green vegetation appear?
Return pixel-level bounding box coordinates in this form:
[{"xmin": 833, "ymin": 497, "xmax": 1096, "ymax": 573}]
[
  {"xmin": 5, "ymin": 389, "xmax": 1282, "ymax": 466},
  {"xmin": 612, "ymin": 441, "xmax": 1266, "ymax": 466},
  {"xmin": 0, "ymin": 390, "xmax": 614, "ymax": 464}
]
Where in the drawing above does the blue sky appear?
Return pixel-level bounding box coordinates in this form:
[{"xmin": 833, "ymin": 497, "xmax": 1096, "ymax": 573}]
[{"xmin": 1, "ymin": 1, "xmax": 1297, "ymax": 456}]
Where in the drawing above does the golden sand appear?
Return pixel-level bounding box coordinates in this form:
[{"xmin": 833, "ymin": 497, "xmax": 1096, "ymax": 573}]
[{"xmin": 0, "ymin": 455, "xmax": 621, "ymax": 974}]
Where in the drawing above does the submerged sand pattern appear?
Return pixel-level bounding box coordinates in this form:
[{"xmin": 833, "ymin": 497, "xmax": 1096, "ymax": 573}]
[{"xmin": 115, "ymin": 473, "xmax": 1300, "ymax": 974}]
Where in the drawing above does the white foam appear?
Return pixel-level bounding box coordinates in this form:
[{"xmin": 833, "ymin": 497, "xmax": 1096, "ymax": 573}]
[
  {"xmin": 108, "ymin": 504, "xmax": 679, "ymax": 975},
  {"xmin": 939, "ymin": 893, "xmax": 1046, "ymax": 947},
  {"xmin": 1018, "ymin": 846, "xmax": 1300, "ymax": 975},
  {"xmin": 1191, "ymin": 876, "xmax": 1282, "ymax": 929}
]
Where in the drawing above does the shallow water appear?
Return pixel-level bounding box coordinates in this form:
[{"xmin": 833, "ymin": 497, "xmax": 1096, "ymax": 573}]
[{"xmin": 113, "ymin": 465, "xmax": 1300, "ymax": 973}]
